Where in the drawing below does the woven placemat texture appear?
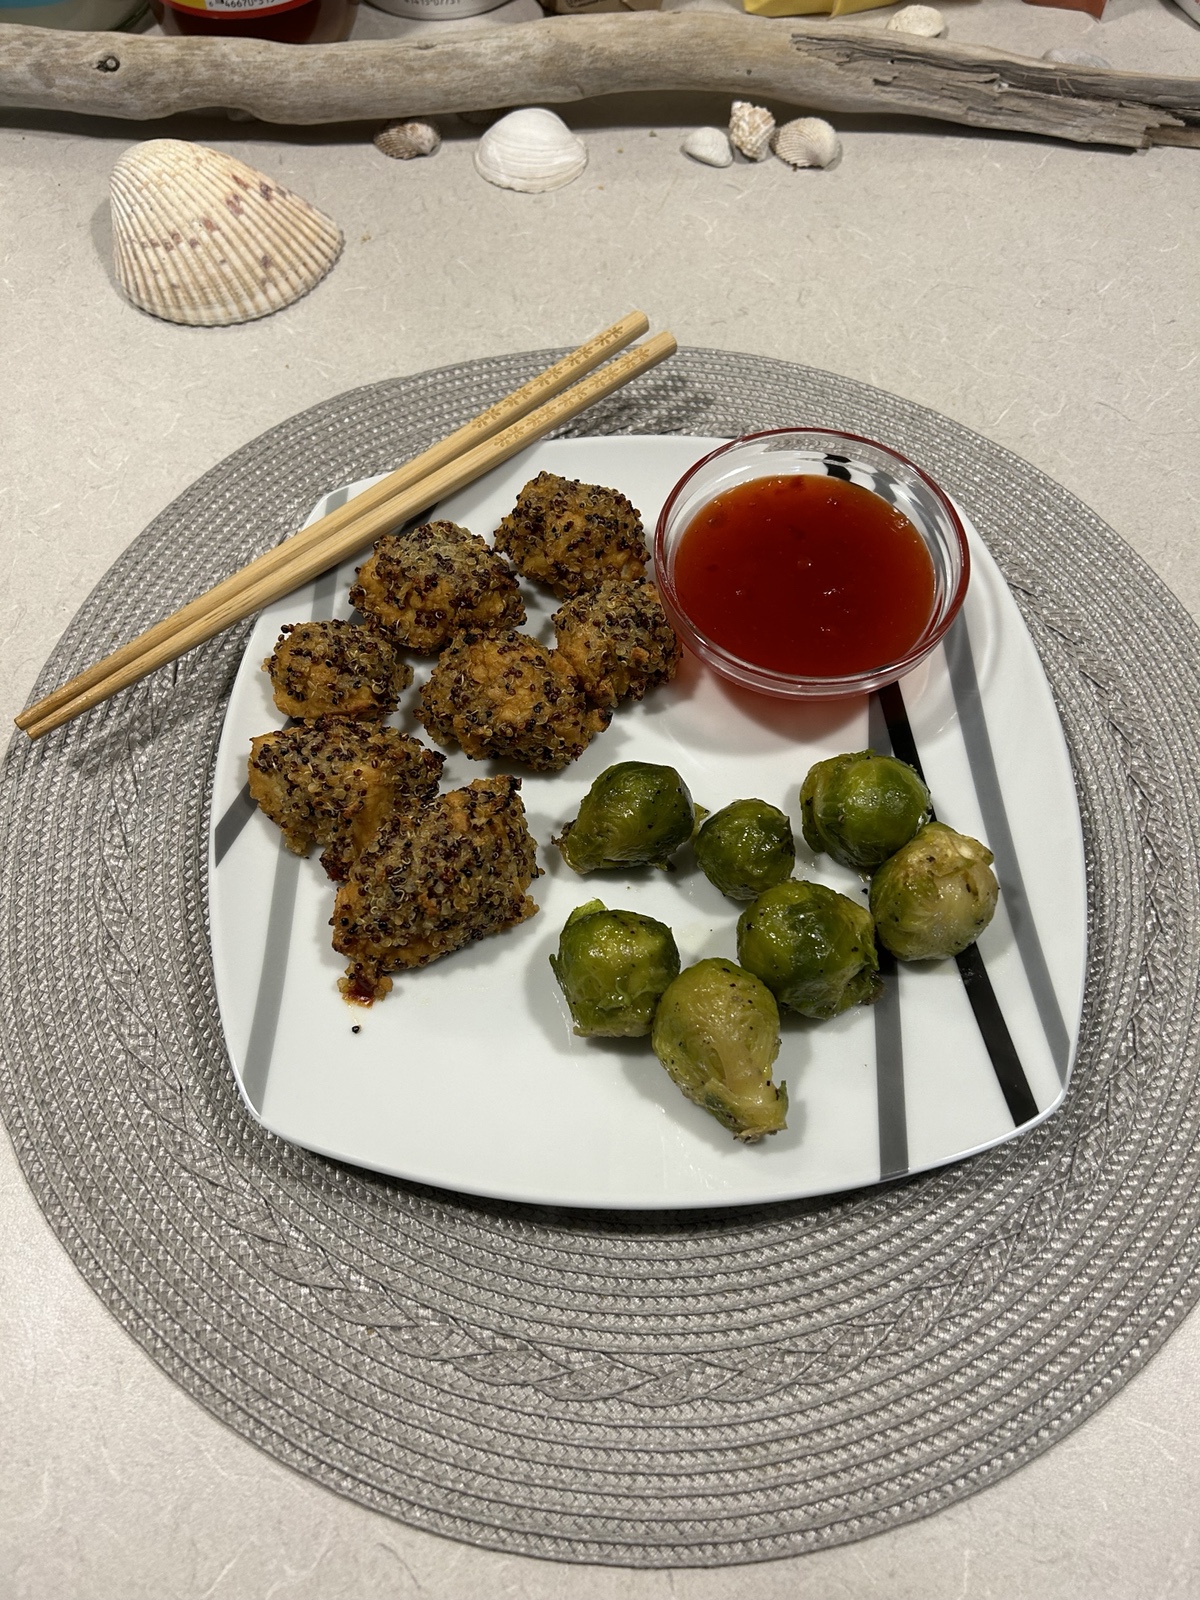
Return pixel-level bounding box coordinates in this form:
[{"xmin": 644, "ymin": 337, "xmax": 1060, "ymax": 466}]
[{"xmin": 3, "ymin": 349, "xmax": 1200, "ymax": 1567}]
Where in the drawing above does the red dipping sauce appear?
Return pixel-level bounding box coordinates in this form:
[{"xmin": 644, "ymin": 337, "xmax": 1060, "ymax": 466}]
[{"xmin": 671, "ymin": 474, "xmax": 936, "ymax": 678}]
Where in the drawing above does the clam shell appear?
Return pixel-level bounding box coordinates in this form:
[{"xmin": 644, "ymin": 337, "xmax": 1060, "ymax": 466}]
[
  {"xmin": 729, "ymin": 101, "xmax": 776, "ymax": 162},
  {"xmin": 110, "ymin": 140, "xmax": 343, "ymax": 328},
  {"xmin": 772, "ymin": 117, "xmax": 841, "ymax": 170},
  {"xmin": 474, "ymin": 108, "xmax": 587, "ymax": 193},
  {"xmin": 884, "ymin": 4, "xmax": 946, "ymax": 35},
  {"xmin": 1042, "ymin": 46, "xmax": 1112, "ymax": 67},
  {"xmin": 681, "ymin": 126, "xmax": 734, "ymax": 167},
  {"xmin": 374, "ymin": 120, "xmax": 442, "ymax": 160}
]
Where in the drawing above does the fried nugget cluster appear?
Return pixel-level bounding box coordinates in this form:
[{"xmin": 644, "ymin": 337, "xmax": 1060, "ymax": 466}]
[
  {"xmin": 551, "ymin": 578, "xmax": 683, "ymax": 710},
  {"xmin": 349, "ymin": 520, "xmax": 524, "ymax": 653},
  {"xmin": 494, "ymin": 471, "xmax": 647, "ymax": 598},
  {"xmin": 332, "ymin": 776, "xmax": 541, "ymax": 1004},
  {"xmin": 262, "ymin": 619, "xmax": 412, "ymax": 721}
]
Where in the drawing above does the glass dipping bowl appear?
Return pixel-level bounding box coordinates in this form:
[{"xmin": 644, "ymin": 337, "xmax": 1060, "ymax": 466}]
[{"xmin": 653, "ymin": 427, "xmax": 971, "ymax": 700}]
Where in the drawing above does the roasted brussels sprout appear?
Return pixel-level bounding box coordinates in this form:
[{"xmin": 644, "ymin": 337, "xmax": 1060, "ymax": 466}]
[
  {"xmin": 736, "ymin": 879, "xmax": 881, "ymax": 1019},
  {"xmin": 800, "ymin": 751, "xmax": 931, "ymax": 872},
  {"xmin": 550, "ymin": 899, "xmax": 681, "ymax": 1037},
  {"xmin": 694, "ymin": 798, "xmax": 796, "ymax": 901},
  {"xmin": 869, "ymin": 821, "xmax": 999, "ymax": 960},
  {"xmin": 555, "ymin": 761, "xmax": 698, "ymax": 874},
  {"xmin": 651, "ymin": 958, "xmax": 787, "ymax": 1142}
]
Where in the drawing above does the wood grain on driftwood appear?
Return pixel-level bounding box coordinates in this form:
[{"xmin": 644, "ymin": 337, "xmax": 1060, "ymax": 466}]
[{"xmin": 1, "ymin": 13, "xmax": 1197, "ymax": 147}]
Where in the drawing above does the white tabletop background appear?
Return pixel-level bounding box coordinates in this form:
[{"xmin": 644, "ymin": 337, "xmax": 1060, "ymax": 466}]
[{"xmin": 3, "ymin": 0, "xmax": 1200, "ymax": 1591}]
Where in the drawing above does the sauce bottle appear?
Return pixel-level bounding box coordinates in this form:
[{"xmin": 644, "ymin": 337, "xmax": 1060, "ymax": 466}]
[{"xmin": 150, "ymin": 0, "xmax": 356, "ymax": 42}]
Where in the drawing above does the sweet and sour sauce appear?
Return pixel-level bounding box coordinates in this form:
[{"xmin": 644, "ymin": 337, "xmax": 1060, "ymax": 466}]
[{"xmin": 671, "ymin": 474, "xmax": 936, "ymax": 678}]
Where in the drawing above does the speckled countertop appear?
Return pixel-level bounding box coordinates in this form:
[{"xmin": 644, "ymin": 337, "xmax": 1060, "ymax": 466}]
[{"xmin": 4, "ymin": 0, "xmax": 1200, "ymax": 1593}]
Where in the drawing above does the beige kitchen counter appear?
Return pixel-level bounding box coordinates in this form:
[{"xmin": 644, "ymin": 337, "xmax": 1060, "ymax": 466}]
[{"xmin": 3, "ymin": 0, "xmax": 1200, "ymax": 1592}]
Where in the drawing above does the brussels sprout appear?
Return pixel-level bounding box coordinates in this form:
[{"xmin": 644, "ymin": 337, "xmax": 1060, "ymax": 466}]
[
  {"xmin": 694, "ymin": 798, "xmax": 796, "ymax": 901},
  {"xmin": 555, "ymin": 761, "xmax": 697, "ymax": 874},
  {"xmin": 550, "ymin": 899, "xmax": 681, "ymax": 1037},
  {"xmin": 736, "ymin": 879, "xmax": 881, "ymax": 1019},
  {"xmin": 651, "ymin": 958, "xmax": 787, "ymax": 1142},
  {"xmin": 800, "ymin": 751, "xmax": 931, "ymax": 872},
  {"xmin": 869, "ymin": 821, "xmax": 999, "ymax": 961}
]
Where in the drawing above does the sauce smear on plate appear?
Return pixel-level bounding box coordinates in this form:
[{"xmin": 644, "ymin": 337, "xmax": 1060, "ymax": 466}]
[{"xmin": 673, "ymin": 474, "xmax": 936, "ymax": 677}]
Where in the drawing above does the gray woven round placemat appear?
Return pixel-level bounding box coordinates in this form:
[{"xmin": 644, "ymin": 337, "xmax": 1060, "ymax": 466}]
[{"xmin": 3, "ymin": 348, "xmax": 1200, "ymax": 1568}]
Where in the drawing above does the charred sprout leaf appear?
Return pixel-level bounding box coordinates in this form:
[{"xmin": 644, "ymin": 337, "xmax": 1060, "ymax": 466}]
[
  {"xmin": 694, "ymin": 798, "xmax": 796, "ymax": 900},
  {"xmin": 651, "ymin": 958, "xmax": 787, "ymax": 1142},
  {"xmin": 555, "ymin": 761, "xmax": 697, "ymax": 874},
  {"xmin": 800, "ymin": 750, "xmax": 931, "ymax": 872},
  {"xmin": 550, "ymin": 899, "xmax": 681, "ymax": 1037},
  {"xmin": 736, "ymin": 879, "xmax": 881, "ymax": 1019},
  {"xmin": 869, "ymin": 821, "xmax": 999, "ymax": 960}
]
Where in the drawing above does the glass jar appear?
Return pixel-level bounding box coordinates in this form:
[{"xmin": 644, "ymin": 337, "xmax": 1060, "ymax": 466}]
[{"xmin": 149, "ymin": 0, "xmax": 356, "ymax": 40}]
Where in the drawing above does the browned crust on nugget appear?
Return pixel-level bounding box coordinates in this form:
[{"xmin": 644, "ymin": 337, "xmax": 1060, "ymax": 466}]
[
  {"xmin": 349, "ymin": 520, "xmax": 524, "ymax": 654},
  {"xmin": 332, "ymin": 775, "xmax": 541, "ymax": 1002},
  {"xmin": 262, "ymin": 620, "xmax": 412, "ymax": 721},
  {"xmin": 551, "ymin": 578, "xmax": 683, "ymax": 709},
  {"xmin": 414, "ymin": 629, "xmax": 611, "ymax": 773},
  {"xmin": 493, "ymin": 472, "xmax": 646, "ymax": 599}
]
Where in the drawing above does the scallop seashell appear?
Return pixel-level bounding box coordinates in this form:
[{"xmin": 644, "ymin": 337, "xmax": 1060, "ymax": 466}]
[
  {"xmin": 885, "ymin": 4, "xmax": 946, "ymax": 35},
  {"xmin": 109, "ymin": 139, "xmax": 343, "ymax": 328},
  {"xmin": 729, "ymin": 101, "xmax": 776, "ymax": 162},
  {"xmin": 681, "ymin": 126, "xmax": 734, "ymax": 167},
  {"xmin": 1042, "ymin": 45, "xmax": 1111, "ymax": 67},
  {"xmin": 772, "ymin": 117, "xmax": 841, "ymax": 170},
  {"xmin": 374, "ymin": 120, "xmax": 442, "ymax": 160},
  {"xmin": 474, "ymin": 108, "xmax": 587, "ymax": 193}
]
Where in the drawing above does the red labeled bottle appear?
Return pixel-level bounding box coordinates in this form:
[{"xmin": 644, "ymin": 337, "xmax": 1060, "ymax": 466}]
[{"xmin": 151, "ymin": 0, "xmax": 356, "ymax": 42}]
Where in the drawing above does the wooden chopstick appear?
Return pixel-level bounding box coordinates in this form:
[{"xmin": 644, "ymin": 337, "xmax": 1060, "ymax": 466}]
[
  {"xmin": 16, "ymin": 310, "xmax": 650, "ymax": 739},
  {"xmin": 19, "ymin": 326, "xmax": 677, "ymax": 741}
]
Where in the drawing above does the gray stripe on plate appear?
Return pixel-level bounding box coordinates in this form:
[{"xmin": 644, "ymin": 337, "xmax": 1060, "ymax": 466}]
[
  {"xmin": 868, "ymin": 692, "xmax": 909, "ymax": 1178},
  {"xmin": 944, "ymin": 615, "xmax": 1072, "ymax": 1082}
]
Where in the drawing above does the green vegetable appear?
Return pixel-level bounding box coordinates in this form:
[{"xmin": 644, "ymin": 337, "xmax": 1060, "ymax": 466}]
[
  {"xmin": 555, "ymin": 761, "xmax": 698, "ymax": 874},
  {"xmin": 736, "ymin": 879, "xmax": 881, "ymax": 1019},
  {"xmin": 800, "ymin": 750, "xmax": 931, "ymax": 872},
  {"xmin": 869, "ymin": 821, "xmax": 999, "ymax": 960},
  {"xmin": 694, "ymin": 798, "xmax": 796, "ymax": 900},
  {"xmin": 550, "ymin": 899, "xmax": 680, "ymax": 1037},
  {"xmin": 651, "ymin": 958, "xmax": 787, "ymax": 1142}
]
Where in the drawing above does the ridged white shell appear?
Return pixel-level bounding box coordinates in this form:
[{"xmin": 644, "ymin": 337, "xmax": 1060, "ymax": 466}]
[
  {"xmin": 474, "ymin": 108, "xmax": 587, "ymax": 193},
  {"xmin": 729, "ymin": 101, "xmax": 776, "ymax": 162},
  {"xmin": 681, "ymin": 126, "xmax": 734, "ymax": 167},
  {"xmin": 885, "ymin": 4, "xmax": 946, "ymax": 35},
  {"xmin": 110, "ymin": 140, "xmax": 343, "ymax": 328},
  {"xmin": 374, "ymin": 120, "xmax": 442, "ymax": 160},
  {"xmin": 772, "ymin": 117, "xmax": 841, "ymax": 170}
]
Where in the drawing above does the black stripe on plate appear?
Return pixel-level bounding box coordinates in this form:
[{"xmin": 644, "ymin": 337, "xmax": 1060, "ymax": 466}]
[
  {"xmin": 876, "ymin": 678, "xmax": 1039, "ymax": 1129},
  {"xmin": 213, "ymin": 782, "xmax": 257, "ymax": 866},
  {"xmin": 867, "ymin": 691, "xmax": 909, "ymax": 1177}
]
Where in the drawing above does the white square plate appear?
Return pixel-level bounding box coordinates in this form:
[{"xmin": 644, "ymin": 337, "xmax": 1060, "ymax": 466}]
[{"xmin": 209, "ymin": 436, "xmax": 1087, "ymax": 1210}]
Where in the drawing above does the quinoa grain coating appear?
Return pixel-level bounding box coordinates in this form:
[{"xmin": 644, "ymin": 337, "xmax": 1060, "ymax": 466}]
[
  {"xmin": 415, "ymin": 629, "xmax": 611, "ymax": 773},
  {"xmin": 332, "ymin": 775, "xmax": 542, "ymax": 1004},
  {"xmin": 349, "ymin": 519, "xmax": 524, "ymax": 654},
  {"xmin": 494, "ymin": 472, "xmax": 647, "ymax": 599},
  {"xmin": 247, "ymin": 720, "xmax": 444, "ymax": 880},
  {"xmin": 262, "ymin": 619, "xmax": 412, "ymax": 721},
  {"xmin": 551, "ymin": 578, "xmax": 683, "ymax": 709}
]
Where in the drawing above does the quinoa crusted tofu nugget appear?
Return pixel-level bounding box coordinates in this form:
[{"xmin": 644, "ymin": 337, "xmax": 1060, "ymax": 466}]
[
  {"xmin": 262, "ymin": 619, "xmax": 412, "ymax": 721},
  {"xmin": 332, "ymin": 775, "xmax": 541, "ymax": 1004},
  {"xmin": 415, "ymin": 629, "xmax": 611, "ymax": 773},
  {"xmin": 494, "ymin": 472, "xmax": 647, "ymax": 598},
  {"xmin": 247, "ymin": 719, "xmax": 445, "ymax": 880},
  {"xmin": 551, "ymin": 578, "xmax": 683, "ymax": 709},
  {"xmin": 349, "ymin": 519, "xmax": 525, "ymax": 654}
]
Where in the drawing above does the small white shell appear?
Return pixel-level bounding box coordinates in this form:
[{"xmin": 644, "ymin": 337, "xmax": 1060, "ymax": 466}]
[
  {"xmin": 729, "ymin": 101, "xmax": 776, "ymax": 162},
  {"xmin": 682, "ymin": 126, "xmax": 734, "ymax": 167},
  {"xmin": 109, "ymin": 139, "xmax": 343, "ymax": 328},
  {"xmin": 772, "ymin": 117, "xmax": 841, "ymax": 170},
  {"xmin": 885, "ymin": 4, "xmax": 946, "ymax": 36},
  {"xmin": 474, "ymin": 108, "xmax": 587, "ymax": 193},
  {"xmin": 374, "ymin": 120, "xmax": 442, "ymax": 160},
  {"xmin": 1042, "ymin": 46, "xmax": 1112, "ymax": 67}
]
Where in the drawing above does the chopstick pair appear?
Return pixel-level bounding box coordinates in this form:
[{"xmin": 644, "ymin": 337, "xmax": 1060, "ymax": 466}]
[{"xmin": 17, "ymin": 312, "xmax": 677, "ymax": 741}]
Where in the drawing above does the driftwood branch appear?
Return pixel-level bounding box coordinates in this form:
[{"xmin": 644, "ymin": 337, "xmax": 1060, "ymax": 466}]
[{"xmin": 1, "ymin": 13, "xmax": 1197, "ymax": 147}]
